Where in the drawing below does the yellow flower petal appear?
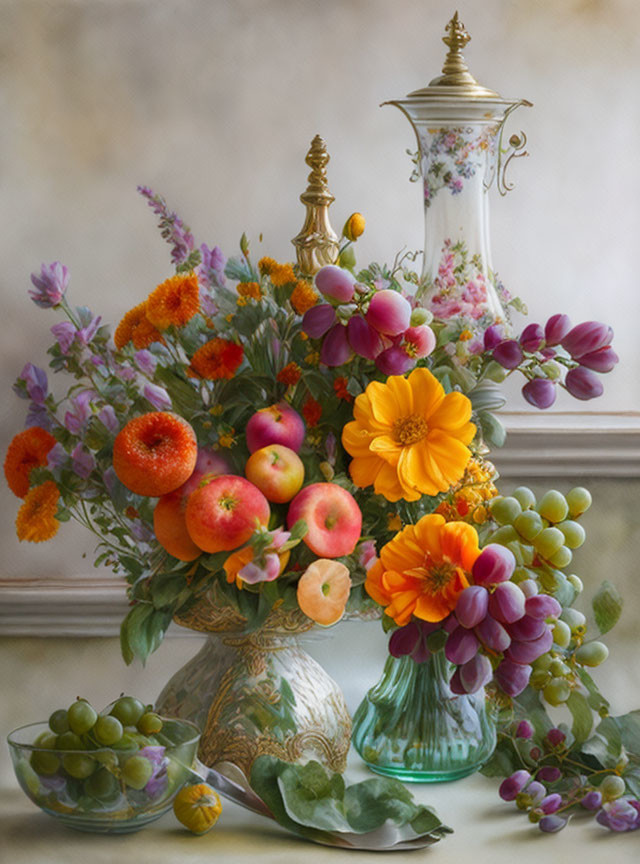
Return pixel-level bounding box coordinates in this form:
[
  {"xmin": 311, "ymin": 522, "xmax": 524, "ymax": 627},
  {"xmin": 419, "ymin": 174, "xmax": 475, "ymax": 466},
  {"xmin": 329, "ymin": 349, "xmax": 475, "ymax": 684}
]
[{"xmin": 428, "ymin": 391, "xmax": 472, "ymax": 431}]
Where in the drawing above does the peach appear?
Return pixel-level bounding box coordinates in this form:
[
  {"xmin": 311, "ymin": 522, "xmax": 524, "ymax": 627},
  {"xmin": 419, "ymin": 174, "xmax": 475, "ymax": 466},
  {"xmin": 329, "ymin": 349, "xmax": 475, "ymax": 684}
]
[
  {"xmin": 245, "ymin": 444, "xmax": 304, "ymax": 504},
  {"xmin": 287, "ymin": 482, "xmax": 362, "ymax": 558},
  {"xmin": 246, "ymin": 402, "xmax": 305, "ymax": 454},
  {"xmin": 153, "ymin": 492, "xmax": 202, "ymax": 561},
  {"xmin": 185, "ymin": 475, "xmax": 270, "ymax": 553},
  {"xmin": 113, "ymin": 412, "xmax": 197, "ymax": 497},
  {"xmin": 297, "ymin": 559, "xmax": 352, "ymax": 626}
]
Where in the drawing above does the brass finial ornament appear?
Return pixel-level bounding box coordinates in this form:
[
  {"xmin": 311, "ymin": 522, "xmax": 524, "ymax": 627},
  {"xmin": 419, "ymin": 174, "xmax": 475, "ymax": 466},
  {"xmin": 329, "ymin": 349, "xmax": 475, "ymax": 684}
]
[
  {"xmin": 292, "ymin": 135, "xmax": 340, "ymax": 276},
  {"xmin": 426, "ymin": 11, "xmax": 497, "ymax": 95}
]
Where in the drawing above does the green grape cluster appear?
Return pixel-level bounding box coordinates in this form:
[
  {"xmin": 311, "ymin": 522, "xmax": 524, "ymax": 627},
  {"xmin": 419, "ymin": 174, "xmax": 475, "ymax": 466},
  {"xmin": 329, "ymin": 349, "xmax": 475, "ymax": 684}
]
[{"xmin": 29, "ymin": 695, "xmax": 165, "ymax": 800}]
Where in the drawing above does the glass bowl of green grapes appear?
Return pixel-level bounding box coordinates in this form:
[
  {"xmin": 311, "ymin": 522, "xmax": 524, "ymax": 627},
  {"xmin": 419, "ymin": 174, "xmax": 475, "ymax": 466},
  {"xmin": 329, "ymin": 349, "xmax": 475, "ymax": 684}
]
[{"xmin": 7, "ymin": 695, "xmax": 200, "ymax": 833}]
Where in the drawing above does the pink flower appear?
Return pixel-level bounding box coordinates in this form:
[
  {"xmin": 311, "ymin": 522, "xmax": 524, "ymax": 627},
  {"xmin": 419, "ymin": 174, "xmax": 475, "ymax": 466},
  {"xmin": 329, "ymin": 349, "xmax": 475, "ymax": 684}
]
[
  {"xmin": 366, "ymin": 290, "xmax": 411, "ymax": 336},
  {"xmin": 29, "ymin": 262, "xmax": 69, "ymax": 308},
  {"xmin": 403, "ymin": 325, "xmax": 436, "ymax": 358}
]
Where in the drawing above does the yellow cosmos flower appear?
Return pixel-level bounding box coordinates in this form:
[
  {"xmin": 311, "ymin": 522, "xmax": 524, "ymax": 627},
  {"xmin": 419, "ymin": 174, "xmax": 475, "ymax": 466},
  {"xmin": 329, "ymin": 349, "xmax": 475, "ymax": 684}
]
[
  {"xmin": 342, "ymin": 367, "xmax": 475, "ymax": 502},
  {"xmin": 365, "ymin": 514, "xmax": 480, "ymax": 625}
]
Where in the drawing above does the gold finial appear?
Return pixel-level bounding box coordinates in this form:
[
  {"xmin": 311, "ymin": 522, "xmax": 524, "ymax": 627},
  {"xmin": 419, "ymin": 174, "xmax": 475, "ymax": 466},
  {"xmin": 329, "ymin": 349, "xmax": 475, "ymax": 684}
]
[
  {"xmin": 425, "ymin": 12, "xmax": 498, "ymax": 96},
  {"xmin": 292, "ymin": 135, "xmax": 339, "ymax": 277}
]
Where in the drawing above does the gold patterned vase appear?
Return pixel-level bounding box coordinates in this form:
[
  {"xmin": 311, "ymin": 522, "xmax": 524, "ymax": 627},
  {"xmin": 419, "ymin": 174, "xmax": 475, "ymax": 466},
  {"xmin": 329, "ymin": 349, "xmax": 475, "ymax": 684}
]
[{"xmin": 154, "ymin": 585, "xmax": 352, "ymax": 778}]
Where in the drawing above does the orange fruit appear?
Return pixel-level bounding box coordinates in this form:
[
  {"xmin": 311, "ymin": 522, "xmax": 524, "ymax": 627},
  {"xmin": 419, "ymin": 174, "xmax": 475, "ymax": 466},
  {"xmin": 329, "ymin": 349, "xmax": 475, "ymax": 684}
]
[
  {"xmin": 113, "ymin": 412, "xmax": 197, "ymax": 497},
  {"xmin": 296, "ymin": 559, "xmax": 352, "ymax": 626}
]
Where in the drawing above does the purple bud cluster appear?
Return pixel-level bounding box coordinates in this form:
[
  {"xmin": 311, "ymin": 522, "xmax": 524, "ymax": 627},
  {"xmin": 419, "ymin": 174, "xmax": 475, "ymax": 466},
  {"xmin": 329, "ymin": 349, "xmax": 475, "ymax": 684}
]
[
  {"xmin": 302, "ymin": 266, "xmax": 436, "ymax": 373},
  {"xmin": 444, "ymin": 544, "xmax": 559, "ymax": 697},
  {"xmin": 487, "ymin": 314, "xmax": 618, "ymax": 410}
]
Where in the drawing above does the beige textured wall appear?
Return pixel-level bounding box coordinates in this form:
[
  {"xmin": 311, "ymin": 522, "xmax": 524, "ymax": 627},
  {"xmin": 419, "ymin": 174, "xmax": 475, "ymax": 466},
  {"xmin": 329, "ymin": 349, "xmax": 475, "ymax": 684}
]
[{"xmin": 1, "ymin": 0, "xmax": 639, "ymax": 580}]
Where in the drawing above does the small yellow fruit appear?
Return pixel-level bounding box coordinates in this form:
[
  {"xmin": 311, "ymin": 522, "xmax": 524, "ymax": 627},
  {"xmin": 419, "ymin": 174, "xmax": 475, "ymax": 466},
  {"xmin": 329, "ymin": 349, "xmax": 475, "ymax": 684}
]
[
  {"xmin": 342, "ymin": 212, "xmax": 365, "ymax": 241},
  {"xmin": 173, "ymin": 783, "xmax": 223, "ymax": 835}
]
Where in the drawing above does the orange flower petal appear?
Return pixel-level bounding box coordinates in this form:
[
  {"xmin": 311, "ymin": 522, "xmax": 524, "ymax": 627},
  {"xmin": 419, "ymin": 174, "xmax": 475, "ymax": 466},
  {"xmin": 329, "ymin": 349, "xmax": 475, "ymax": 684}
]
[
  {"xmin": 348, "ymin": 452, "xmax": 384, "ymax": 488},
  {"xmin": 428, "ymin": 390, "xmax": 473, "ymax": 432}
]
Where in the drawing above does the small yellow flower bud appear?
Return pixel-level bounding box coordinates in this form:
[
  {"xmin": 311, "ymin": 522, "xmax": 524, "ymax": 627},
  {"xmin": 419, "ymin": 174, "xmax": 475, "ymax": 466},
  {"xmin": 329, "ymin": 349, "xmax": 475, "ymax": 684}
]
[{"xmin": 343, "ymin": 212, "xmax": 365, "ymax": 241}]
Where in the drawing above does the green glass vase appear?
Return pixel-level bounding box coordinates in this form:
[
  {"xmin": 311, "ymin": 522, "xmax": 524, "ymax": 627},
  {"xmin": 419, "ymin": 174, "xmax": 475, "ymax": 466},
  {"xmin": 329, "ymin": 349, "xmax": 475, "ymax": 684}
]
[{"xmin": 352, "ymin": 650, "xmax": 496, "ymax": 782}]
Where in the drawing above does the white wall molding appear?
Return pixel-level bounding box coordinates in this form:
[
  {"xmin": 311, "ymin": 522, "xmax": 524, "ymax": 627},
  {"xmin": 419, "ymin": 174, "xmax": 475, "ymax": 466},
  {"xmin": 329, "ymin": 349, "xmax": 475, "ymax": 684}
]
[{"xmin": 2, "ymin": 412, "xmax": 639, "ymax": 637}]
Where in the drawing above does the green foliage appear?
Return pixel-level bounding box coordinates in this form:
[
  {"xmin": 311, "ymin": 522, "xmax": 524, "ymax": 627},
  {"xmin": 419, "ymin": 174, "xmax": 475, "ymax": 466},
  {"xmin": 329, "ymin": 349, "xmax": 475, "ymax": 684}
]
[{"xmin": 592, "ymin": 580, "xmax": 623, "ymax": 635}]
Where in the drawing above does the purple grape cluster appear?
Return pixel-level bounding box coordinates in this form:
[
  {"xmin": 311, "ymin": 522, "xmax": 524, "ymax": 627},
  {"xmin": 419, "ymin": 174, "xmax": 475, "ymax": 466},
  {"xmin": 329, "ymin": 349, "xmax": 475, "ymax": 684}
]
[
  {"xmin": 487, "ymin": 314, "xmax": 618, "ymax": 409},
  {"xmin": 444, "ymin": 545, "xmax": 559, "ymax": 696}
]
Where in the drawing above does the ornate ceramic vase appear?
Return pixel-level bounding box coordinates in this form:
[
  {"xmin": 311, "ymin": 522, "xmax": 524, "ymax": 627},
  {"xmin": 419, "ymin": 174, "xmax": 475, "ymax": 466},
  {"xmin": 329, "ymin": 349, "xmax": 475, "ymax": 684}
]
[
  {"xmin": 154, "ymin": 582, "xmax": 351, "ymax": 779},
  {"xmin": 387, "ymin": 12, "xmax": 530, "ymax": 332},
  {"xmin": 352, "ymin": 650, "xmax": 496, "ymax": 783}
]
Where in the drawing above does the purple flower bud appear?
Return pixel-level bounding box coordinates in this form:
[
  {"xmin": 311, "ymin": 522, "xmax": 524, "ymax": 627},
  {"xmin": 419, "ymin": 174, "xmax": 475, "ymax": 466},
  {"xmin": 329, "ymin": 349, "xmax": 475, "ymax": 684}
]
[
  {"xmin": 515, "ymin": 720, "xmax": 534, "ymax": 739},
  {"xmin": 545, "ymin": 728, "xmax": 566, "ymax": 747},
  {"xmin": 19, "ymin": 363, "xmax": 48, "ymax": 405},
  {"xmin": 459, "ymin": 653, "xmax": 492, "ymax": 693},
  {"xmin": 484, "ymin": 324, "xmax": 505, "ymax": 350},
  {"xmin": 389, "ymin": 622, "xmax": 421, "ymax": 658},
  {"xmin": 539, "ymin": 793, "xmax": 563, "ymax": 814},
  {"xmin": 596, "ymin": 799, "xmax": 640, "ymax": 832},
  {"xmin": 51, "ymin": 321, "xmax": 77, "ymax": 354},
  {"xmin": 455, "ymin": 585, "xmax": 489, "ymax": 629},
  {"xmin": 103, "ymin": 466, "xmax": 117, "ymax": 496},
  {"xmin": 347, "ymin": 315, "xmax": 383, "ymax": 359},
  {"xmin": 475, "ymin": 615, "xmax": 511, "ymax": 652},
  {"xmin": 143, "ymin": 383, "xmax": 172, "ymax": 411},
  {"xmin": 320, "ymin": 324, "xmax": 351, "ymax": 367},
  {"xmin": 499, "ymin": 770, "xmax": 531, "ymax": 801},
  {"xmin": 540, "ymin": 347, "xmax": 556, "ymax": 359},
  {"xmin": 519, "ymin": 323, "xmax": 544, "ymax": 353},
  {"xmin": 562, "ymin": 321, "xmax": 613, "ymax": 359},
  {"xmin": 505, "ymin": 629, "xmax": 553, "ymax": 664},
  {"xmin": 29, "ymin": 261, "xmax": 69, "ymax": 308},
  {"xmin": 538, "ymin": 766, "xmax": 562, "ymax": 783},
  {"xmin": 98, "ymin": 405, "xmax": 119, "ymax": 435},
  {"xmin": 539, "ymin": 814, "xmax": 568, "ymax": 833},
  {"xmin": 544, "ymin": 314, "xmax": 572, "ymax": 346},
  {"xmin": 525, "ymin": 595, "xmax": 562, "ymax": 620},
  {"xmin": 489, "ymin": 582, "xmax": 526, "ymax": 624},
  {"xmin": 315, "ymin": 265, "xmax": 356, "ymax": 304},
  {"xmin": 375, "ymin": 345, "xmax": 415, "ymax": 376},
  {"xmin": 526, "ymin": 781, "xmax": 546, "ymax": 805},
  {"xmin": 77, "ymin": 314, "xmax": 102, "ymax": 346},
  {"xmin": 472, "ymin": 544, "xmax": 516, "ymax": 587},
  {"xmin": 495, "ymin": 659, "xmax": 532, "ymax": 696},
  {"xmin": 522, "ymin": 378, "xmax": 557, "ymax": 409},
  {"xmin": 71, "ymin": 443, "xmax": 96, "ymax": 479},
  {"xmin": 445, "ymin": 627, "xmax": 479, "ymax": 665},
  {"xmin": 47, "ymin": 443, "xmax": 68, "ymax": 470},
  {"xmin": 578, "ymin": 346, "xmax": 619, "ymax": 373},
  {"xmin": 565, "ymin": 366, "xmax": 604, "ymax": 401},
  {"xmin": 507, "ymin": 615, "xmax": 547, "ymax": 642},
  {"xmin": 449, "ymin": 668, "xmax": 465, "ymax": 694},
  {"xmin": 366, "ymin": 290, "xmax": 412, "ymax": 336},
  {"xmin": 493, "ymin": 339, "xmax": 523, "ymax": 370},
  {"xmin": 443, "ymin": 614, "xmax": 458, "ymax": 633},
  {"xmin": 302, "ymin": 304, "xmax": 336, "ymax": 338},
  {"xmin": 135, "ymin": 349, "xmax": 158, "ymax": 375},
  {"xmin": 581, "ymin": 790, "xmax": 603, "ymax": 810}
]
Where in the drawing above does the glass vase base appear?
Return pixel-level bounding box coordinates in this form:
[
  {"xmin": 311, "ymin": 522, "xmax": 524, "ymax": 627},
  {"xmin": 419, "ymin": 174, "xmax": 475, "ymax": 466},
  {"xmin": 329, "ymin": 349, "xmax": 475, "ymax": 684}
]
[{"xmin": 361, "ymin": 759, "xmax": 486, "ymax": 784}]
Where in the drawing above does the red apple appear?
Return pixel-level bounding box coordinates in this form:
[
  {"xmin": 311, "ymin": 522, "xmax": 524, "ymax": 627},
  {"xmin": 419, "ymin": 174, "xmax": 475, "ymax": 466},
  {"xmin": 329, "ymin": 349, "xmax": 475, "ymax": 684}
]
[
  {"xmin": 245, "ymin": 444, "xmax": 304, "ymax": 504},
  {"xmin": 287, "ymin": 483, "xmax": 362, "ymax": 558},
  {"xmin": 246, "ymin": 402, "xmax": 305, "ymax": 454},
  {"xmin": 185, "ymin": 475, "xmax": 270, "ymax": 553}
]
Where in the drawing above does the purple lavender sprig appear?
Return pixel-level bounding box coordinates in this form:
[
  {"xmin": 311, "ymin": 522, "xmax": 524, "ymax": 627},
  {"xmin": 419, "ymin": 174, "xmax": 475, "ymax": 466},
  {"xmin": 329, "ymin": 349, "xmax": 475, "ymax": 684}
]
[{"xmin": 137, "ymin": 186, "xmax": 200, "ymax": 271}]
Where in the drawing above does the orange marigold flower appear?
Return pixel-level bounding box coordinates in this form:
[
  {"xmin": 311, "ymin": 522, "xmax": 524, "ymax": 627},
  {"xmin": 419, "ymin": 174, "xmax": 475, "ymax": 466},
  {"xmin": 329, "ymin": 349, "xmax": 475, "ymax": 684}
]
[
  {"xmin": 290, "ymin": 280, "xmax": 318, "ymax": 315},
  {"xmin": 258, "ymin": 257, "xmax": 278, "ymax": 276},
  {"xmin": 114, "ymin": 302, "xmax": 147, "ymax": 349},
  {"xmin": 190, "ymin": 338, "xmax": 244, "ymax": 380},
  {"xmin": 277, "ymin": 363, "xmax": 302, "ymax": 386},
  {"xmin": 15, "ymin": 481, "xmax": 60, "ymax": 543},
  {"xmin": 146, "ymin": 273, "xmax": 200, "ymax": 330},
  {"xmin": 131, "ymin": 315, "xmax": 164, "ymax": 350},
  {"xmin": 269, "ymin": 263, "xmax": 296, "ymax": 287},
  {"xmin": 333, "ymin": 377, "xmax": 353, "ymax": 403},
  {"xmin": 342, "ymin": 367, "xmax": 476, "ymax": 503},
  {"xmin": 4, "ymin": 427, "xmax": 57, "ymax": 498},
  {"xmin": 302, "ymin": 396, "xmax": 322, "ymax": 428},
  {"xmin": 365, "ymin": 514, "xmax": 480, "ymax": 626},
  {"xmin": 237, "ymin": 281, "xmax": 262, "ymax": 300}
]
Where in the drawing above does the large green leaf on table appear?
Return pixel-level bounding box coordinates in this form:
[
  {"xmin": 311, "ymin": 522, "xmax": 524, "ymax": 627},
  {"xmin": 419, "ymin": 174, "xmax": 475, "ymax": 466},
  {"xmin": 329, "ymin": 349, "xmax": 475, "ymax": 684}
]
[
  {"xmin": 250, "ymin": 756, "xmax": 452, "ymax": 846},
  {"xmin": 592, "ymin": 580, "xmax": 623, "ymax": 635}
]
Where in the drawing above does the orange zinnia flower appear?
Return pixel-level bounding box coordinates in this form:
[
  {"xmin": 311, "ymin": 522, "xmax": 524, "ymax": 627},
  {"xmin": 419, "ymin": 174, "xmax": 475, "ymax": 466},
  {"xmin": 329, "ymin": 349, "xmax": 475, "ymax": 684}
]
[
  {"xmin": 114, "ymin": 302, "xmax": 163, "ymax": 350},
  {"xmin": 258, "ymin": 256, "xmax": 278, "ymax": 276},
  {"xmin": 190, "ymin": 338, "xmax": 244, "ymax": 380},
  {"xmin": 269, "ymin": 263, "xmax": 296, "ymax": 287},
  {"xmin": 365, "ymin": 514, "xmax": 480, "ymax": 626},
  {"xmin": 302, "ymin": 396, "xmax": 322, "ymax": 427},
  {"xmin": 15, "ymin": 481, "xmax": 60, "ymax": 542},
  {"xmin": 277, "ymin": 363, "xmax": 302, "ymax": 386},
  {"xmin": 146, "ymin": 273, "xmax": 200, "ymax": 329},
  {"xmin": 237, "ymin": 281, "xmax": 262, "ymax": 300},
  {"xmin": 4, "ymin": 427, "xmax": 57, "ymax": 498},
  {"xmin": 342, "ymin": 367, "xmax": 475, "ymax": 502},
  {"xmin": 290, "ymin": 280, "xmax": 318, "ymax": 315}
]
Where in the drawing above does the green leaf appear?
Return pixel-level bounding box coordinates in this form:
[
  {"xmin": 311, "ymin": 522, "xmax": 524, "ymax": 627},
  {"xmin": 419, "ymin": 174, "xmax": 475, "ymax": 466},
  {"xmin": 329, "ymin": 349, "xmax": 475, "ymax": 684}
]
[
  {"xmin": 478, "ymin": 411, "xmax": 506, "ymax": 449},
  {"xmin": 120, "ymin": 604, "xmax": 172, "ymax": 665},
  {"xmin": 566, "ymin": 691, "xmax": 594, "ymax": 743},
  {"xmin": 288, "ymin": 519, "xmax": 308, "ymax": 542},
  {"xmin": 277, "ymin": 763, "xmax": 348, "ymax": 832},
  {"xmin": 592, "ymin": 580, "xmax": 623, "ymax": 635},
  {"xmin": 575, "ymin": 666, "xmax": 610, "ymax": 715},
  {"xmin": 582, "ymin": 717, "xmax": 622, "ymax": 769}
]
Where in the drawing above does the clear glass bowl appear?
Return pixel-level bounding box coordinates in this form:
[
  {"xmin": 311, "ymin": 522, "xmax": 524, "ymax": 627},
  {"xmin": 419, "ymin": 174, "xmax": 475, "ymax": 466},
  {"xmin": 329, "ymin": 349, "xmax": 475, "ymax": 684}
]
[{"xmin": 7, "ymin": 717, "xmax": 200, "ymax": 833}]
